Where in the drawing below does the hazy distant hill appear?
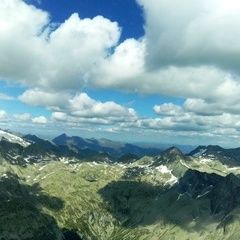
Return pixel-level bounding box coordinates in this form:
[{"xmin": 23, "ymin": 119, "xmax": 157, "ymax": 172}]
[{"xmin": 52, "ymin": 133, "xmax": 163, "ymax": 158}]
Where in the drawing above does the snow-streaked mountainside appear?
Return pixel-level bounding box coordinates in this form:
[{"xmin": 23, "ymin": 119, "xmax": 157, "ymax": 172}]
[
  {"xmin": 2, "ymin": 130, "xmax": 240, "ymax": 239},
  {"xmin": 189, "ymin": 145, "xmax": 240, "ymax": 167},
  {"xmin": 0, "ymin": 129, "xmax": 31, "ymax": 147}
]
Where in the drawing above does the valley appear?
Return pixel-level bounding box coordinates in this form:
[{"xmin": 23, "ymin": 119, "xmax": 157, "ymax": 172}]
[{"xmin": 1, "ymin": 130, "xmax": 240, "ymax": 239}]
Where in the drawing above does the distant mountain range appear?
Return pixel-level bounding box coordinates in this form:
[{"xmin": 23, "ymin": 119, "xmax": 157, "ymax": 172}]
[
  {"xmin": 52, "ymin": 133, "xmax": 165, "ymax": 158},
  {"xmin": 2, "ymin": 128, "xmax": 240, "ymax": 166},
  {"xmin": 0, "ymin": 129, "xmax": 165, "ymax": 165}
]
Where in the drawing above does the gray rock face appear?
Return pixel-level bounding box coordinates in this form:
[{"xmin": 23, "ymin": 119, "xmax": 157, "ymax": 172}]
[{"xmin": 178, "ymin": 169, "xmax": 240, "ymax": 214}]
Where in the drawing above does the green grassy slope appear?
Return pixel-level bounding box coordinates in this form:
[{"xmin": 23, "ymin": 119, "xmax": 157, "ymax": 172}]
[{"xmin": 1, "ymin": 154, "xmax": 240, "ymax": 240}]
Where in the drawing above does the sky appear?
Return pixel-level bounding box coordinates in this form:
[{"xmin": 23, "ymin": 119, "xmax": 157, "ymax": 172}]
[{"xmin": 1, "ymin": 0, "xmax": 240, "ymax": 146}]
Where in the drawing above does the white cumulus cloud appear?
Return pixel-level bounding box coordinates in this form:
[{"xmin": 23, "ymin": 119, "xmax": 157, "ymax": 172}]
[
  {"xmin": 0, "ymin": 0, "xmax": 120, "ymax": 90},
  {"xmin": 0, "ymin": 110, "xmax": 7, "ymax": 120},
  {"xmin": 32, "ymin": 116, "xmax": 48, "ymax": 124}
]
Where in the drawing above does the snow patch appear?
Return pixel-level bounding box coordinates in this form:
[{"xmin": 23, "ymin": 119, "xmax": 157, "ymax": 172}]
[
  {"xmin": 156, "ymin": 165, "xmax": 178, "ymax": 185},
  {"xmin": 199, "ymin": 158, "xmax": 214, "ymax": 164},
  {"xmin": 180, "ymin": 160, "xmax": 190, "ymax": 169},
  {"xmin": 156, "ymin": 165, "xmax": 171, "ymax": 174},
  {"xmin": 0, "ymin": 130, "xmax": 31, "ymax": 147},
  {"xmin": 166, "ymin": 174, "xmax": 178, "ymax": 185},
  {"xmin": 193, "ymin": 148, "xmax": 207, "ymax": 157}
]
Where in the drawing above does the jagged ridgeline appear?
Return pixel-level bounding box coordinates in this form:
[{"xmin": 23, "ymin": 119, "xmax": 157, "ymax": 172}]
[{"xmin": 2, "ymin": 130, "xmax": 240, "ymax": 239}]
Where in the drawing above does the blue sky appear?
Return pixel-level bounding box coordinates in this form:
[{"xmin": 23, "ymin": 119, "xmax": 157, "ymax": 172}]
[
  {"xmin": 1, "ymin": 0, "xmax": 240, "ymax": 146},
  {"xmin": 29, "ymin": 0, "xmax": 145, "ymax": 41}
]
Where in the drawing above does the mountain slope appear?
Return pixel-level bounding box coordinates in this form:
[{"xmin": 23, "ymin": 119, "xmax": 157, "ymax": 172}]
[
  {"xmin": 0, "ymin": 129, "xmax": 30, "ymax": 147},
  {"xmin": 1, "ymin": 143, "xmax": 240, "ymax": 239},
  {"xmin": 189, "ymin": 145, "xmax": 240, "ymax": 166},
  {"xmin": 2, "ymin": 133, "xmax": 240, "ymax": 239}
]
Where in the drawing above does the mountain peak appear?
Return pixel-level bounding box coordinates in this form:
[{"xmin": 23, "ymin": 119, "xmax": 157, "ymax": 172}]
[
  {"xmin": 152, "ymin": 146, "xmax": 185, "ymax": 166},
  {"xmin": 57, "ymin": 133, "xmax": 68, "ymax": 138},
  {"xmin": 163, "ymin": 146, "xmax": 184, "ymax": 157},
  {"xmin": 189, "ymin": 145, "xmax": 223, "ymax": 157},
  {"xmin": 52, "ymin": 133, "xmax": 70, "ymax": 146},
  {"xmin": 206, "ymin": 145, "xmax": 223, "ymax": 151}
]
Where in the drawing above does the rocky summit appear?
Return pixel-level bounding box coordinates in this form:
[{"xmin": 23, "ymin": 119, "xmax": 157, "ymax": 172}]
[{"xmin": 1, "ymin": 130, "xmax": 240, "ymax": 239}]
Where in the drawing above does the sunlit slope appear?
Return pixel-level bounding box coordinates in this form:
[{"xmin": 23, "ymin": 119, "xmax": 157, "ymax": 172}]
[{"xmin": 1, "ymin": 148, "xmax": 240, "ymax": 240}]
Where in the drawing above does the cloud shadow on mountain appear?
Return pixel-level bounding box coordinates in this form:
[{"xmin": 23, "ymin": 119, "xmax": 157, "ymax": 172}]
[
  {"xmin": 98, "ymin": 169, "xmax": 240, "ymax": 231},
  {"xmin": 0, "ymin": 172, "xmax": 82, "ymax": 240}
]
